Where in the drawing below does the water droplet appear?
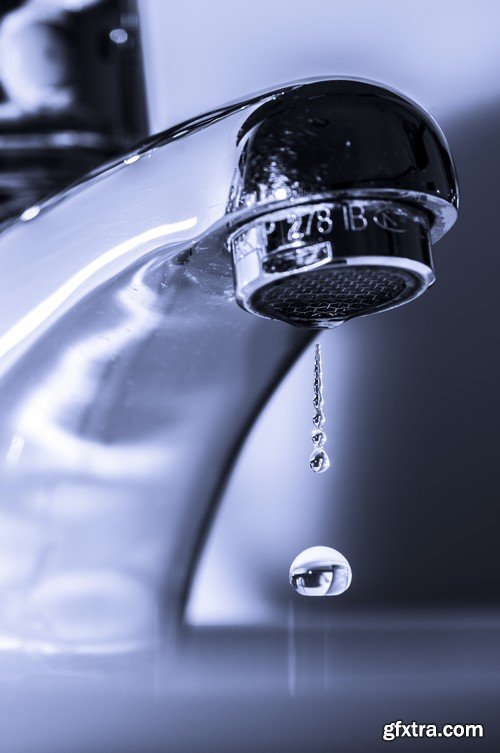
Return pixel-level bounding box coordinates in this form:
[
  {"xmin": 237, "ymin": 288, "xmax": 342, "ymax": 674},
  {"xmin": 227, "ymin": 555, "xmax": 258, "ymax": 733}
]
[
  {"xmin": 309, "ymin": 448, "xmax": 330, "ymax": 473},
  {"xmin": 289, "ymin": 546, "xmax": 352, "ymax": 597},
  {"xmin": 311, "ymin": 430, "xmax": 326, "ymax": 447},
  {"xmin": 310, "ymin": 343, "xmax": 330, "ymax": 472},
  {"xmin": 274, "ymin": 187, "xmax": 289, "ymax": 201},
  {"xmin": 312, "ymin": 410, "xmax": 325, "ymax": 429},
  {"xmin": 109, "ymin": 27, "xmax": 129, "ymax": 45}
]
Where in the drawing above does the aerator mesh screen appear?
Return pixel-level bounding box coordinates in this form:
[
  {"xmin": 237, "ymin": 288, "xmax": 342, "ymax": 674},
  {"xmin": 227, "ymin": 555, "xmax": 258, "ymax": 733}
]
[{"xmin": 250, "ymin": 265, "xmax": 420, "ymax": 325}]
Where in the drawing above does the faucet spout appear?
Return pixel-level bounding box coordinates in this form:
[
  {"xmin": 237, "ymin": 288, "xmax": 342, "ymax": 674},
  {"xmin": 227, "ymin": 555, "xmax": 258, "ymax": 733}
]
[
  {"xmin": 0, "ymin": 78, "xmax": 457, "ymax": 652},
  {"xmin": 0, "ymin": 82, "xmax": 313, "ymax": 652}
]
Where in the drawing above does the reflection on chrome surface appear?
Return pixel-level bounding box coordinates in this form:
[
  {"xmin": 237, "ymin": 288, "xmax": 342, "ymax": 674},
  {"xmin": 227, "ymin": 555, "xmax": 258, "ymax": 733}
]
[{"xmin": 0, "ymin": 82, "xmax": 321, "ymax": 653}]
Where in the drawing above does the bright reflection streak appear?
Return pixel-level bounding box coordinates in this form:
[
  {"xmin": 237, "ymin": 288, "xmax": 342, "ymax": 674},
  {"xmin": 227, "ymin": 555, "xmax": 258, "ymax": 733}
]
[
  {"xmin": 5, "ymin": 432, "xmax": 25, "ymax": 466},
  {"xmin": 0, "ymin": 217, "xmax": 198, "ymax": 363},
  {"xmin": 20, "ymin": 205, "xmax": 41, "ymax": 221}
]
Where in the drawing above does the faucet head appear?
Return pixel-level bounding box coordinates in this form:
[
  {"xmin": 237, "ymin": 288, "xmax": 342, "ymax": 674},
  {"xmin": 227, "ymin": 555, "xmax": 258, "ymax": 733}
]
[{"xmin": 227, "ymin": 79, "xmax": 458, "ymax": 328}]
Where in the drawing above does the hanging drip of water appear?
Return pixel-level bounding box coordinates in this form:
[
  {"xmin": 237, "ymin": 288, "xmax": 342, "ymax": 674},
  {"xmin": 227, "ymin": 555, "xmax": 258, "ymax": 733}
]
[{"xmin": 309, "ymin": 342, "xmax": 330, "ymax": 473}]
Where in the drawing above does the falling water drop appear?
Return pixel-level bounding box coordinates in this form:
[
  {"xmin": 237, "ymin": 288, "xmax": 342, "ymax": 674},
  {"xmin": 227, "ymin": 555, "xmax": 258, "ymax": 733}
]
[
  {"xmin": 311, "ymin": 429, "xmax": 326, "ymax": 447},
  {"xmin": 309, "ymin": 343, "xmax": 330, "ymax": 473},
  {"xmin": 289, "ymin": 546, "xmax": 352, "ymax": 597},
  {"xmin": 309, "ymin": 448, "xmax": 330, "ymax": 473},
  {"xmin": 312, "ymin": 411, "xmax": 325, "ymax": 429}
]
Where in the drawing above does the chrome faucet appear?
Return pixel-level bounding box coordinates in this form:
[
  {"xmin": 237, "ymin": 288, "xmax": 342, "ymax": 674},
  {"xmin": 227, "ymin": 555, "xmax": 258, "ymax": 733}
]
[{"xmin": 0, "ymin": 78, "xmax": 457, "ymax": 653}]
